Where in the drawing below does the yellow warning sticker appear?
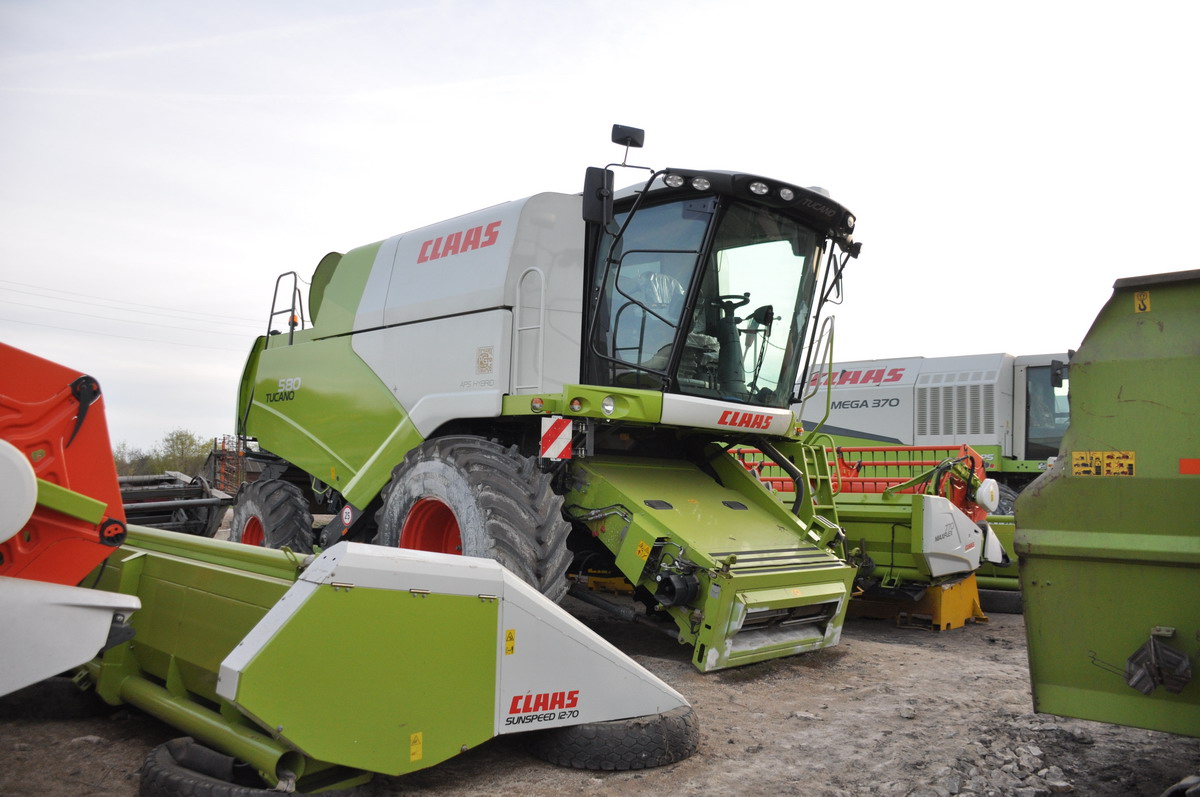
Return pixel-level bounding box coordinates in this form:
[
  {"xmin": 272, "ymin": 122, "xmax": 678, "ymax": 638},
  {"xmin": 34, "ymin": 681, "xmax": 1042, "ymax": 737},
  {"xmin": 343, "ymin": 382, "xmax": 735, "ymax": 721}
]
[
  {"xmin": 1072, "ymin": 450, "xmax": 1136, "ymax": 476},
  {"xmin": 410, "ymin": 731, "xmax": 423, "ymax": 761},
  {"xmin": 1134, "ymin": 291, "xmax": 1151, "ymax": 313},
  {"xmin": 1101, "ymin": 450, "xmax": 1136, "ymax": 476},
  {"xmin": 504, "ymin": 629, "xmax": 516, "ymax": 655},
  {"xmin": 635, "ymin": 540, "xmax": 652, "ymax": 561}
]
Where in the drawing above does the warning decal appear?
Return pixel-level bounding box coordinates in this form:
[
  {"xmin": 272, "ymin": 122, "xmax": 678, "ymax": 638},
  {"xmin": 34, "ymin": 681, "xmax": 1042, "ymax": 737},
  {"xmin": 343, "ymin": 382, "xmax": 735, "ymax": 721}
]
[
  {"xmin": 540, "ymin": 416, "xmax": 573, "ymax": 460},
  {"xmin": 1072, "ymin": 450, "xmax": 1136, "ymax": 476},
  {"xmin": 504, "ymin": 628, "xmax": 516, "ymax": 656},
  {"xmin": 409, "ymin": 732, "xmax": 423, "ymax": 761}
]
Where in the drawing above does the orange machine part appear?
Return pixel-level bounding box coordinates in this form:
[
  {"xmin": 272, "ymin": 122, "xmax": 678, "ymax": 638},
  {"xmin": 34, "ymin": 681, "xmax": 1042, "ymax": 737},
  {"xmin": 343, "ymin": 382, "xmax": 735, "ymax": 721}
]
[
  {"xmin": 736, "ymin": 444, "xmax": 991, "ymax": 523},
  {"xmin": 0, "ymin": 343, "xmax": 127, "ymax": 585},
  {"xmin": 833, "ymin": 445, "xmax": 991, "ymax": 523}
]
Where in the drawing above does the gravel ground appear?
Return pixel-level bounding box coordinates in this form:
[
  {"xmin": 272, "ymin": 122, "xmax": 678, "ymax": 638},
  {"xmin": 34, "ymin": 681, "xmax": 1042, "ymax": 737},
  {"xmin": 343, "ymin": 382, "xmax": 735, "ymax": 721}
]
[{"xmin": 2, "ymin": 602, "xmax": 1197, "ymax": 797}]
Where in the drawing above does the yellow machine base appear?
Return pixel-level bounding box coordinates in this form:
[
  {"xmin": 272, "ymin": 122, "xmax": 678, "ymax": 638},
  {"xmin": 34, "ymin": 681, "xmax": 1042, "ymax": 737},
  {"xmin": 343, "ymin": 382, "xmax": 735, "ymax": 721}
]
[{"xmin": 850, "ymin": 574, "xmax": 989, "ymax": 631}]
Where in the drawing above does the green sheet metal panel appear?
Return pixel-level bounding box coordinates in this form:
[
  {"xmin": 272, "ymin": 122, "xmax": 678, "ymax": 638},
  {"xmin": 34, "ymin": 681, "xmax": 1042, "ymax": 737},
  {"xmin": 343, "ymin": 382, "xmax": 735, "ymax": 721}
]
[
  {"xmin": 1016, "ymin": 269, "xmax": 1200, "ymax": 738},
  {"xmin": 231, "ymin": 584, "xmax": 497, "ymax": 775},
  {"xmin": 91, "ymin": 528, "xmax": 298, "ymax": 704}
]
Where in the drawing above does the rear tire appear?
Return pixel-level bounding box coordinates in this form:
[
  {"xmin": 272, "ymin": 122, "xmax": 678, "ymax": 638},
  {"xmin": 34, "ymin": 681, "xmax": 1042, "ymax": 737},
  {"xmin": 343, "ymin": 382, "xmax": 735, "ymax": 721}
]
[
  {"xmin": 525, "ymin": 705, "xmax": 700, "ymax": 770},
  {"xmin": 373, "ymin": 437, "xmax": 571, "ymax": 602},
  {"xmin": 230, "ymin": 479, "xmax": 314, "ymax": 552}
]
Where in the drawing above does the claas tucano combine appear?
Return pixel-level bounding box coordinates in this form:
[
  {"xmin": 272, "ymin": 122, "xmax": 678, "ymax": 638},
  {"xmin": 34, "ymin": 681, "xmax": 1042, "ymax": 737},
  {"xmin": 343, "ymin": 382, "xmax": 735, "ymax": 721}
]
[
  {"xmin": 232, "ymin": 125, "xmax": 1006, "ymax": 670},
  {"xmin": 232, "ymin": 125, "xmax": 873, "ymax": 672}
]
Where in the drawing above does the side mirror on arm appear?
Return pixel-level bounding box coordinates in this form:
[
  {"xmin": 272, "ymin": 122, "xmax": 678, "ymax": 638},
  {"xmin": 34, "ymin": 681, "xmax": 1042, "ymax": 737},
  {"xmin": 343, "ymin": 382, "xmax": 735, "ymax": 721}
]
[{"xmin": 582, "ymin": 167, "xmax": 615, "ymax": 226}]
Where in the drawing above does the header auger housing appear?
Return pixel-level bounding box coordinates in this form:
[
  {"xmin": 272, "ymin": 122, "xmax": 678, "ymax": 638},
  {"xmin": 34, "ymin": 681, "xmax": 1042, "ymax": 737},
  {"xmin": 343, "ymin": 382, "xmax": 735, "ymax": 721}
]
[{"xmin": 234, "ymin": 125, "xmax": 865, "ymax": 671}]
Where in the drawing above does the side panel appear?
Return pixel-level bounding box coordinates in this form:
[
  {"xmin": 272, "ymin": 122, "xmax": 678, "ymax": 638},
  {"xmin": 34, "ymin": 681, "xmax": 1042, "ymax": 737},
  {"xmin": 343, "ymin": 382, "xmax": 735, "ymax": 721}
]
[
  {"xmin": 352, "ymin": 310, "xmax": 512, "ymax": 437},
  {"xmin": 232, "ymin": 585, "xmax": 497, "ymax": 775},
  {"xmin": 366, "ymin": 203, "xmax": 525, "ymax": 329},
  {"xmin": 660, "ymin": 393, "xmax": 792, "ymax": 435},
  {"xmin": 801, "ymin": 356, "xmax": 923, "ymax": 443},
  {"xmin": 799, "ymin": 354, "xmax": 1017, "ymax": 467},
  {"xmin": 245, "ymin": 334, "xmax": 417, "ymax": 509},
  {"xmin": 1016, "ymin": 270, "xmax": 1200, "ymax": 737}
]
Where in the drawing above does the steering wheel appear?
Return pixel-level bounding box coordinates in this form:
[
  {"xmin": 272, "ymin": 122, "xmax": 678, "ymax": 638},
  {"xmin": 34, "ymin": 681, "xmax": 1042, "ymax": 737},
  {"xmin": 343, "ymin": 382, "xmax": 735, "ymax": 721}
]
[{"xmin": 710, "ymin": 293, "xmax": 750, "ymax": 309}]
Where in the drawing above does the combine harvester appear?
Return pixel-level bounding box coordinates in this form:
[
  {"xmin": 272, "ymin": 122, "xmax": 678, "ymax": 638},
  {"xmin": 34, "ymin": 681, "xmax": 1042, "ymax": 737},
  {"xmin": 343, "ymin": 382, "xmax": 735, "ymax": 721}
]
[
  {"xmin": 1, "ymin": 343, "xmax": 698, "ymax": 794},
  {"xmin": 792, "ymin": 351, "xmax": 1076, "ymax": 598},
  {"xmin": 797, "ymin": 351, "xmax": 1072, "ymax": 511},
  {"xmin": 226, "ymin": 124, "xmax": 1012, "ymax": 661},
  {"xmin": 1016, "ymin": 269, "xmax": 1199, "ymax": 739},
  {"xmin": 227, "ymin": 125, "xmax": 878, "ymax": 672}
]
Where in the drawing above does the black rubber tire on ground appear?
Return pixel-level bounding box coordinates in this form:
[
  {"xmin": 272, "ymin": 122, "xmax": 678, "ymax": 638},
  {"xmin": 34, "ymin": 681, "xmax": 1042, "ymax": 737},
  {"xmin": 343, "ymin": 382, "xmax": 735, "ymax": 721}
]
[
  {"xmin": 373, "ymin": 436, "xmax": 572, "ymax": 603},
  {"xmin": 138, "ymin": 737, "xmax": 363, "ymax": 796},
  {"xmin": 525, "ymin": 705, "xmax": 700, "ymax": 771},
  {"xmin": 995, "ymin": 483, "xmax": 1020, "ymax": 516},
  {"xmin": 0, "ymin": 676, "xmax": 112, "ymax": 720},
  {"xmin": 229, "ymin": 479, "xmax": 314, "ymax": 552}
]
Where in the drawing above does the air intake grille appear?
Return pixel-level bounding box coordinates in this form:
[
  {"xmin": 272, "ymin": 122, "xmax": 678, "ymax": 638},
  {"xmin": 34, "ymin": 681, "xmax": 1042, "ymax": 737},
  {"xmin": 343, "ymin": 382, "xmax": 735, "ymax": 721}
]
[{"xmin": 916, "ymin": 383, "xmax": 995, "ymax": 437}]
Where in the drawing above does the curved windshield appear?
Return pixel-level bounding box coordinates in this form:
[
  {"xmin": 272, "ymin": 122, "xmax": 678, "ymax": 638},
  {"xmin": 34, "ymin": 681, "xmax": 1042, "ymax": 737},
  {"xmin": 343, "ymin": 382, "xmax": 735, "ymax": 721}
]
[
  {"xmin": 685, "ymin": 204, "xmax": 820, "ymax": 407},
  {"xmin": 586, "ymin": 198, "xmax": 822, "ymax": 409}
]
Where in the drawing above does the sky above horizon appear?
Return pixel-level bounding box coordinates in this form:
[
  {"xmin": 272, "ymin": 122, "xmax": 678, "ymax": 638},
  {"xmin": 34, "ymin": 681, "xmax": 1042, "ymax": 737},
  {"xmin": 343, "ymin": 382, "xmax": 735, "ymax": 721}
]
[{"xmin": 2, "ymin": 1, "xmax": 1197, "ymax": 450}]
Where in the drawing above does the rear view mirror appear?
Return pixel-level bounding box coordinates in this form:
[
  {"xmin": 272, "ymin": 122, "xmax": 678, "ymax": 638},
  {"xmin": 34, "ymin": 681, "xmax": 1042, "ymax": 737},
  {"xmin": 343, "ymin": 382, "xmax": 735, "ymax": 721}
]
[
  {"xmin": 582, "ymin": 167, "xmax": 614, "ymax": 226},
  {"xmin": 611, "ymin": 124, "xmax": 644, "ymax": 148}
]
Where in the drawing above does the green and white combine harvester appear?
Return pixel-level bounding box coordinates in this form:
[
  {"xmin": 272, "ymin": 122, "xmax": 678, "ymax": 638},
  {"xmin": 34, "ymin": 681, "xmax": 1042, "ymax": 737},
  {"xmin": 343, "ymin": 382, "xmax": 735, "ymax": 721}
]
[{"xmin": 231, "ymin": 124, "xmax": 1005, "ymax": 670}]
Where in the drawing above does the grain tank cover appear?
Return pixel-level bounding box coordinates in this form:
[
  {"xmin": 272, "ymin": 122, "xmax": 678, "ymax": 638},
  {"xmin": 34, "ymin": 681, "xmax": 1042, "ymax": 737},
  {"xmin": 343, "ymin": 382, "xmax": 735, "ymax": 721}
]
[{"xmin": 353, "ymin": 194, "xmax": 583, "ymax": 331}]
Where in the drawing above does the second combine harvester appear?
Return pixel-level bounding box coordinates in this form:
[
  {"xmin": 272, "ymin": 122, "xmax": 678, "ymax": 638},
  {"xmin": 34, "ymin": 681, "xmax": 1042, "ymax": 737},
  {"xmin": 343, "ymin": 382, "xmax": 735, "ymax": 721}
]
[{"xmin": 233, "ymin": 126, "xmax": 995, "ymax": 671}]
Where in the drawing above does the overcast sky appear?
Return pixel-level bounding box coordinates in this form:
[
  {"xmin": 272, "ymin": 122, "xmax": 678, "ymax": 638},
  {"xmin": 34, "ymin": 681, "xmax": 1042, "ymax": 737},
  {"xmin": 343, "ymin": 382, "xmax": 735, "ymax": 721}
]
[{"xmin": 2, "ymin": 1, "xmax": 1197, "ymax": 450}]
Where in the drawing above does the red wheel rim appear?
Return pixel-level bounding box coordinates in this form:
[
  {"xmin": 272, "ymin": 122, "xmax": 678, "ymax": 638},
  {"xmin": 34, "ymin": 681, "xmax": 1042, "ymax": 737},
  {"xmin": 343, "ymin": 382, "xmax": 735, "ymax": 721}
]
[
  {"xmin": 242, "ymin": 516, "xmax": 265, "ymax": 547},
  {"xmin": 400, "ymin": 498, "xmax": 462, "ymax": 554}
]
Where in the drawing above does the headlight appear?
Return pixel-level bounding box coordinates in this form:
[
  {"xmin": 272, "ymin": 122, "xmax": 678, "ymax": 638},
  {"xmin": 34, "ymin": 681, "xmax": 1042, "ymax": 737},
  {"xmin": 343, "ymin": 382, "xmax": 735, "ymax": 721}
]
[
  {"xmin": 691, "ymin": 177, "xmax": 711, "ymax": 191},
  {"xmin": 664, "ymin": 174, "xmax": 685, "ymax": 188},
  {"xmin": 778, "ymin": 187, "xmax": 795, "ymax": 201},
  {"xmin": 530, "ymin": 397, "xmax": 544, "ymax": 412},
  {"xmin": 569, "ymin": 398, "xmax": 584, "ymax": 413},
  {"xmin": 601, "ymin": 396, "xmax": 616, "ymax": 416},
  {"xmin": 749, "ymin": 181, "xmax": 769, "ymax": 195}
]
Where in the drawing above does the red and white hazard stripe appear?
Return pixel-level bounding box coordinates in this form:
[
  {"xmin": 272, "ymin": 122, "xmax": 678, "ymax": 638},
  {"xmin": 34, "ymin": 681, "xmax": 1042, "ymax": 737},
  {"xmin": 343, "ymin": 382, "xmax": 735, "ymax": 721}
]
[{"xmin": 540, "ymin": 416, "xmax": 573, "ymax": 460}]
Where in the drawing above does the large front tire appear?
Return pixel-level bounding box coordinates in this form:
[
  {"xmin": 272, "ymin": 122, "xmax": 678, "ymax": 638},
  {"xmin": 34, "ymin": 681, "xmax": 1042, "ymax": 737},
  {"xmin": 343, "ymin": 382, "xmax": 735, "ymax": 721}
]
[
  {"xmin": 230, "ymin": 479, "xmax": 314, "ymax": 552},
  {"xmin": 373, "ymin": 437, "xmax": 571, "ymax": 602}
]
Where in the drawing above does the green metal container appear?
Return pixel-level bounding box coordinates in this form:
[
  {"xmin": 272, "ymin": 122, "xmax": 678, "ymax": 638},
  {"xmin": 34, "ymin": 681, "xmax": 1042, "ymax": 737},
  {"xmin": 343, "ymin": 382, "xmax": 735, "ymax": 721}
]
[{"xmin": 1016, "ymin": 270, "xmax": 1200, "ymax": 737}]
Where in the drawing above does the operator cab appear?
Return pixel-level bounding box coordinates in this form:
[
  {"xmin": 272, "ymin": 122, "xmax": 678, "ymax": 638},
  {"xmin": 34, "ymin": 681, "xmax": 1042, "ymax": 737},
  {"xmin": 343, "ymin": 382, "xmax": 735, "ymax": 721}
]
[{"xmin": 583, "ymin": 149, "xmax": 859, "ymax": 411}]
